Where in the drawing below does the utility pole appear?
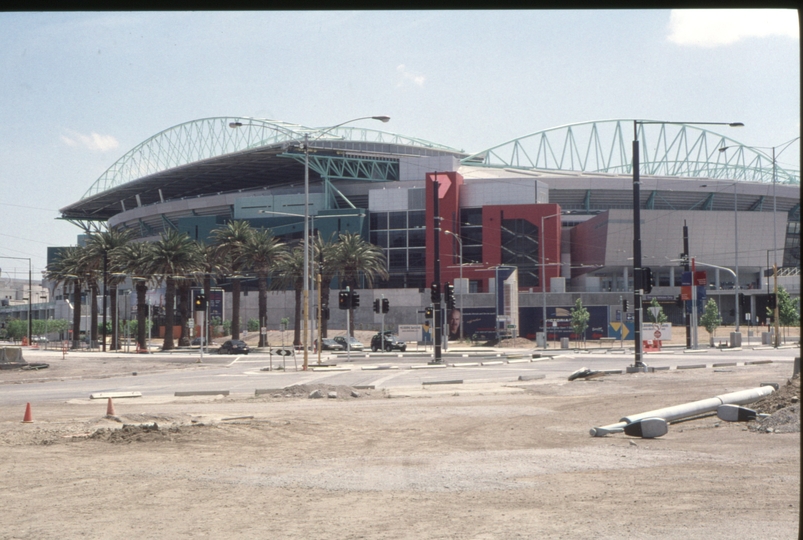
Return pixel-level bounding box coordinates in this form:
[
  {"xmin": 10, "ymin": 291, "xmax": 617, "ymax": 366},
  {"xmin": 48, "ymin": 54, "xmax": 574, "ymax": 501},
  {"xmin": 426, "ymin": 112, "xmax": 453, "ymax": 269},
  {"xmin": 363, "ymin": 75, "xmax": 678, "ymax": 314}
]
[
  {"xmin": 431, "ymin": 174, "xmax": 442, "ymax": 364},
  {"xmin": 682, "ymin": 221, "xmax": 691, "ymax": 349}
]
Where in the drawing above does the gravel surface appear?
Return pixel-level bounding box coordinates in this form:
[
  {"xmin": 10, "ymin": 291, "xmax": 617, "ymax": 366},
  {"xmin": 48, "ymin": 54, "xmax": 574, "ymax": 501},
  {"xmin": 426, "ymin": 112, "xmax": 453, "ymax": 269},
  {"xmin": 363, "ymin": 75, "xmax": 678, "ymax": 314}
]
[{"xmin": 0, "ymin": 357, "xmax": 798, "ymax": 539}]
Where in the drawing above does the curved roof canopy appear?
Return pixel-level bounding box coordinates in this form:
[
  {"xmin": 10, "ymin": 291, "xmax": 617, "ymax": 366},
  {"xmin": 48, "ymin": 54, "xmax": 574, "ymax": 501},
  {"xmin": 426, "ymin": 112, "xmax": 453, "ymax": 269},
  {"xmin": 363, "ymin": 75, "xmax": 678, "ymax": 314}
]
[
  {"xmin": 59, "ymin": 117, "xmax": 464, "ymax": 221},
  {"xmin": 61, "ymin": 117, "xmax": 799, "ymax": 223},
  {"xmin": 462, "ymin": 119, "xmax": 799, "ymax": 185}
]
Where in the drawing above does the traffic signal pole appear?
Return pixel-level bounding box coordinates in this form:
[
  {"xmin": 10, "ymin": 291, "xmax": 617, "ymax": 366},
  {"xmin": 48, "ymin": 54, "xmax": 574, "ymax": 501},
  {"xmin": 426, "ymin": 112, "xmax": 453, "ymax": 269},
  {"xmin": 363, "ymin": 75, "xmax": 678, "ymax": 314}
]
[{"xmin": 431, "ymin": 175, "xmax": 442, "ymax": 364}]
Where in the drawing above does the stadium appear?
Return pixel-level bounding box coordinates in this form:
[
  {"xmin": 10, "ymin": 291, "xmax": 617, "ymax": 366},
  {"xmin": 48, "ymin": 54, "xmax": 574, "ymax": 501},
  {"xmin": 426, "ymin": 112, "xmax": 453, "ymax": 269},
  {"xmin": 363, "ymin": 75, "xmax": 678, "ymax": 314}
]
[{"xmin": 39, "ymin": 117, "xmax": 802, "ymax": 344}]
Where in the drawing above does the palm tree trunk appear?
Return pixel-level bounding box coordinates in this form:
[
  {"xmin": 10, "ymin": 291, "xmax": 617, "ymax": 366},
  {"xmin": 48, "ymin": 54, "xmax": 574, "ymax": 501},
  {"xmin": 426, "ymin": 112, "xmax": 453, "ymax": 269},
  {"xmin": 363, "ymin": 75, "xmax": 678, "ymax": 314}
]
[
  {"xmin": 321, "ymin": 283, "xmax": 331, "ymax": 338},
  {"xmin": 90, "ymin": 283, "xmax": 99, "ymax": 347},
  {"xmin": 72, "ymin": 282, "xmax": 82, "ymax": 350},
  {"xmin": 136, "ymin": 282, "xmax": 147, "ymax": 351},
  {"xmin": 258, "ymin": 273, "xmax": 268, "ymax": 347},
  {"xmin": 163, "ymin": 277, "xmax": 175, "ymax": 350},
  {"xmin": 293, "ymin": 286, "xmax": 302, "ymax": 346},
  {"xmin": 231, "ymin": 279, "xmax": 241, "ymax": 339},
  {"xmin": 177, "ymin": 281, "xmax": 190, "ymax": 346},
  {"xmin": 110, "ymin": 284, "xmax": 119, "ymax": 350}
]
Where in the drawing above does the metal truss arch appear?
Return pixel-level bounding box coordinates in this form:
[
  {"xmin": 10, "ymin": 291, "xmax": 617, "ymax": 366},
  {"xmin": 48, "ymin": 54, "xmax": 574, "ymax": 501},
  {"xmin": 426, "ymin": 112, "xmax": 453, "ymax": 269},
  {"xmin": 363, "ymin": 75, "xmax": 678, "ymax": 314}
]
[
  {"xmin": 462, "ymin": 119, "xmax": 799, "ymax": 185},
  {"xmin": 81, "ymin": 117, "xmax": 461, "ymax": 200}
]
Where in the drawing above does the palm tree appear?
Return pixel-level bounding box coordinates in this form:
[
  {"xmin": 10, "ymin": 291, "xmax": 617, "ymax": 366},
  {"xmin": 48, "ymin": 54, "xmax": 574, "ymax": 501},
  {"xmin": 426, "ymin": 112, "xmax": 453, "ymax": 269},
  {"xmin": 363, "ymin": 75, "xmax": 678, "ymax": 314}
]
[
  {"xmin": 312, "ymin": 232, "xmax": 340, "ymax": 338},
  {"xmin": 85, "ymin": 227, "xmax": 134, "ymax": 350},
  {"xmin": 196, "ymin": 241, "xmax": 228, "ymax": 343},
  {"xmin": 272, "ymin": 244, "xmax": 305, "ymax": 347},
  {"xmin": 240, "ymin": 228, "xmax": 286, "ymax": 347},
  {"xmin": 335, "ymin": 232, "xmax": 389, "ymax": 336},
  {"xmin": 45, "ymin": 245, "xmax": 88, "ymax": 349},
  {"xmin": 149, "ymin": 229, "xmax": 202, "ymax": 350},
  {"xmin": 211, "ymin": 221, "xmax": 253, "ymax": 340},
  {"xmin": 113, "ymin": 241, "xmax": 153, "ymax": 351}
]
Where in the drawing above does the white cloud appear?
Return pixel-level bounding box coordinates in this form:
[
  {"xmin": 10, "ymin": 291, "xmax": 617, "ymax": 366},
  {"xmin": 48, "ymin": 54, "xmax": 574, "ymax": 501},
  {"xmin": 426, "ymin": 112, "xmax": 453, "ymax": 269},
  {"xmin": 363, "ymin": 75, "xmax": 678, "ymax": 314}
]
[
  {"xmin": 60, "ymin": 129, "xmax": 119, "ymax": 152},
  {"xmin": 397, "ymin": 64, "xmax": 425, "ymax": 87},
  {"xmin": 667, "ymin": 9, "xmax": 798, "ymax": 47}
]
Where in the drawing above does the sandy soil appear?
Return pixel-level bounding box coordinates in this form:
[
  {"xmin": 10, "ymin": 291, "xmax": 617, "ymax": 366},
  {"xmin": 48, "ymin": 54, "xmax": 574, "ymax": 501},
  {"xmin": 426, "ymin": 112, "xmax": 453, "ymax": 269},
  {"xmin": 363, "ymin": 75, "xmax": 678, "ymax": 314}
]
[{"xmin": 0, "ymin": 352, "xmax": 799, "ymax": 539}]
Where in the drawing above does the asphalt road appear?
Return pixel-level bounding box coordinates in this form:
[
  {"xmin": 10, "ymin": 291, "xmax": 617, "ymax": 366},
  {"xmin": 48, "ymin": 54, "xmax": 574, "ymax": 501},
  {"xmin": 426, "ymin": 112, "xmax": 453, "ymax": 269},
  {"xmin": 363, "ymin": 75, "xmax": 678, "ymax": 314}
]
[{"xmin": 0, "ymin": 343, "xmax": 798, "ymax": 407}]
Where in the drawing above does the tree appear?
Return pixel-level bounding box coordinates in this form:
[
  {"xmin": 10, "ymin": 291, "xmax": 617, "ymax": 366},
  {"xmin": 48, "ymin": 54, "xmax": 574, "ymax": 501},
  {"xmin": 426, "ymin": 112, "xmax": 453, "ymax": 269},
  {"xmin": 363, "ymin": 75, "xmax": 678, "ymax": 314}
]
[
  {"xmin": 646, "ymin": 298, "xmax": 668, "ymax": 323},
  {"xmin": 211, "ymin": 221, "xmax": 253, "ymax": 340},
  {"xmin": 271, "ymin": 244, "xmax": 305, "ymax": 347},
  {"xmin": 149, "ymin": 229, "xmax": 202, "ymax": 350},
  {"xmin": 85, "ymin": 226, "xmax": 134, "ymax": 350},
  {"xmin": 45, "ymin": 245, "xmax": 90, "ymax": 349},
  {"xmin": 569, "ymin": 298, "xmax": 590, "ymax": 347},
  {"xmin": 113, "ymin": 241, "xmax": 154, "ymax": 351},
  {"xmin": 240, "ymin": 227, "xmax": 286, "ymax": 347},
  {"xmin": 700, "ymin": 298, "xmax": 722, "ymax": 347},
  {"xmin": 769, "ymin": 287, "xmax": 800, "ymax": 344},
  {"xmin": 334, "ymin": 232, "xmax": 389, "ymax": 336},
  {"xmin": 312, "ymin": 232, "xmax": 340, "ymax": 338}
]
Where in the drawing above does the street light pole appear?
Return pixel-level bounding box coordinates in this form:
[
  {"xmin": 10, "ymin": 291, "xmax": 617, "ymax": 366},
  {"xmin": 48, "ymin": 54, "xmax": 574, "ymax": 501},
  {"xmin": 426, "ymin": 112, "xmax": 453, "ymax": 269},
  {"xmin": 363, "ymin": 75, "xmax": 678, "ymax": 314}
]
[
  {"xmin": 231, "ymin": 116, "xmax": 389, "ymax": 371},
  {"xmin": 631, "ymin": 120, "xmax": 742, "ymax": 372}
]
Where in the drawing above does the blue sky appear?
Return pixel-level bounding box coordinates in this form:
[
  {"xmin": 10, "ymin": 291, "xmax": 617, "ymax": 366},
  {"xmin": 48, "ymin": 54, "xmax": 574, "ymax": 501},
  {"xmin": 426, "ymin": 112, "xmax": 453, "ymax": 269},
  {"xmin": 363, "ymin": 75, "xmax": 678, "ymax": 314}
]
[{"xmin": 0, "ymin": 9, "xmax": 798, "ymax": 277}]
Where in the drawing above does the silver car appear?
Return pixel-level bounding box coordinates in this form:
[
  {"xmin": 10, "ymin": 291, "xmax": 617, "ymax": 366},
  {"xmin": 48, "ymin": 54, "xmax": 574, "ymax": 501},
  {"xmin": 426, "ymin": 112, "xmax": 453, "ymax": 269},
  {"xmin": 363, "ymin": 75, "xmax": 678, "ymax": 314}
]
[{"xmin": 333, "ymin": 335, "xmax": 364, "ymax": 351}]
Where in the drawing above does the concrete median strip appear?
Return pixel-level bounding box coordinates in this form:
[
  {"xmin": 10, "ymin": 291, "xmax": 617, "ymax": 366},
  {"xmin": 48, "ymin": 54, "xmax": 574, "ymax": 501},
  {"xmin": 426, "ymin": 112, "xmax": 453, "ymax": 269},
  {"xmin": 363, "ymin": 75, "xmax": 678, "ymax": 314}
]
[
  {"xmin": 361, "ymin": 365, "xmax": 398, "ymax": 370},
  {"xmin": 481, "ymin": 361, "xmax": 505, "ymax": 366},
  {"xmin": 174, "ymin": 390, "xmax": 230, "ymax": 397},
  {"xmin": 89, "ymin": 391, "xmax": 142, "ymax": 399},
  {"xmin": 411, "ymin": 364, "xmax": 448, "ymax": 369},
  {"xmin": 422, "ymin": 380, "xmax": 463, "ymax": 386},
  {"xmin": 677, "ymin": 364, "xmax": 707, "ymax": 370},
  {"xmin": 310, "ymin": 366, "xmax": 351, "ymax": 371},
  {"xmin": 506, "ymin": 358, "xmax": 531, "ymax": 364},
  {"xmin": 451, "ymin": 362, "xmax": 479, "ymax": 367},
  {"xmin": 518, "ymin": 374, "xmax": 546, "ymax": 381}
]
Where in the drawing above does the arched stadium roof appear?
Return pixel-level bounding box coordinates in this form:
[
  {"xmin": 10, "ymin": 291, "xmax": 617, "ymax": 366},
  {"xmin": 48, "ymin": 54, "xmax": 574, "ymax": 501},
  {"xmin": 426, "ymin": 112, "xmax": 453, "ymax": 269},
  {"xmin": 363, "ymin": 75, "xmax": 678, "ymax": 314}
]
[
  {"xmin": 60, "ymin": 117, "xmax": 799, "ymax": 223},
  {"xmin": 462, "ymin": 119, "xmax": 799, "ymax": 185}
]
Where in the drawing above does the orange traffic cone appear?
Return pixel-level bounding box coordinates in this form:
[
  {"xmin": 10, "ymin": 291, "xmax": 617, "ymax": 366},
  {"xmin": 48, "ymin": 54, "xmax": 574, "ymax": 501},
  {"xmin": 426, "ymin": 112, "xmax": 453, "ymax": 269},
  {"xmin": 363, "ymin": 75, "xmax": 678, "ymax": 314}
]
[
  {"xmin": 106, "ymin": 397, "xmax": 116, "ymax": 417},
  {"xmin": 22, "ymin": 403, "xmax": 33, "ymax": 423}
]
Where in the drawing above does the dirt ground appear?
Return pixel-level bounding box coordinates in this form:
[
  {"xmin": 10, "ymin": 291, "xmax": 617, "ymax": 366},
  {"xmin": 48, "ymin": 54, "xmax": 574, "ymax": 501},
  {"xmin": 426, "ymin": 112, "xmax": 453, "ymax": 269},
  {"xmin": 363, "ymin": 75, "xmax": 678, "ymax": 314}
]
[{"xmin": 0, "ymin": 350, "xmax": 800, "ymax": 539}]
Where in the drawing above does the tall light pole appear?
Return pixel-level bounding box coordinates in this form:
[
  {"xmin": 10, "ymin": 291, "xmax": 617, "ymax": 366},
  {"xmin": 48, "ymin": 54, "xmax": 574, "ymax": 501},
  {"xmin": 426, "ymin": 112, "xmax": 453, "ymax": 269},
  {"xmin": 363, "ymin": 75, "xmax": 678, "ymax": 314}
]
[
  {"xmin": 0, "ymin": 256, "xmax": 32, "ymax": 346},
  {"xmin": 540, "ymin": 213, "xmax": 561, "ymax": 349},
  {"xmin": 231, "ymin": 116, "xmax": 389, "ymax": 370},
  {"xmin": 631, "ymin": 120, "xmax": 743, "ymax": 371},
  {"xmin": 442, "ymin": 229, "xmax": 463, "ymax": 341}
]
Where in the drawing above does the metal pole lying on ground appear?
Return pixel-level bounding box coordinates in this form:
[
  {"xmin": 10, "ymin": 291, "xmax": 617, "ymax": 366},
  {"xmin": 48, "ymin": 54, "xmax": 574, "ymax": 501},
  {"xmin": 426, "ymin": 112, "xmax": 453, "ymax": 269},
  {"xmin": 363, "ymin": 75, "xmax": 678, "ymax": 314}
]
[{"xmin": 590, "ymin": 385, "xmax": 775, "ymax": 437}]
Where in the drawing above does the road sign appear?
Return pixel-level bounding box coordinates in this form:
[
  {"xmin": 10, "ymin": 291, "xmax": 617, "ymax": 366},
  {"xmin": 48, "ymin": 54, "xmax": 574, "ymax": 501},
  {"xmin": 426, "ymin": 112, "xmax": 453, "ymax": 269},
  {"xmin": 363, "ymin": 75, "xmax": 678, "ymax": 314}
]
[{"xmin": 274, "ymin": 349, "xmax": 293, "ymax": 356}]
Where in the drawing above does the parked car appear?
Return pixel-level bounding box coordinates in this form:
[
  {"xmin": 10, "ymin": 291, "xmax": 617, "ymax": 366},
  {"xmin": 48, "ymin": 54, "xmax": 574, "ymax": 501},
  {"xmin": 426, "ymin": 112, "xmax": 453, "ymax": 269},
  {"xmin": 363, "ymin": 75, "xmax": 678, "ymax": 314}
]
[
  {"xmin": 191, "ymin": 337, "xmax": 214, "ymax": 346},
  {"xmin": 217, "ymin": 339, "xmax": 249, "ymax": 355},
  {"xmin": 370, "ymin": 332, "xmax": 406, "ymax": 352},
  {"xmin": 333, "ymin": 335, "xmax": 364, "ymax": 351},
  {"xmin": 320, "ymin": 338, "xmax": 345, "ymax": 351}
]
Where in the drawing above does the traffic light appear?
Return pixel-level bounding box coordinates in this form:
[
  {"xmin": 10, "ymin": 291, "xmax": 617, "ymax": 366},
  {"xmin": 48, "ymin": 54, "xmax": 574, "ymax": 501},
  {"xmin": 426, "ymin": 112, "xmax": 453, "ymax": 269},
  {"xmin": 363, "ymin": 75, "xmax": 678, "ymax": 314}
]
[
  {"xmin": 425, "ymin": 306, "xmax": 433, "ymax": 319},
  {"xmin": 444, "ymin": 283, "xmax": 455, "ymax": 310},
  {"xmin": 338, "ymin": 290, "xmax": 351, "ymax": 310},
  {"xmin": 622, "ymin": 299, "xmax": 629, "ymax": 312},
  {"xmin": 318, "ymin": 305, "xmax": 330, "ymax": 320},
  {"xmin": 642, "ymin": 267, "xmax": 654, "ymax": 294},
  {"xmin": 768, "ymin": 293, "xmax": 777, "ymax": 310},
  {"xmin": 351, "ymin": 291, "xmax": 360, "ymax": 308},
  {"xmin": 194, "ymin": 294, "xmax": 207, "ymax": 311},
  {"xmin": 373, "ymin": 299, "xmax": 381, "ymax": 313},
  {"xmin": 382, "ymin": 298, "xmax": 390, "ymax": 314},
  {"xmin": 430, "ymin": 282, "xmax": 440, "ymax": 303}
]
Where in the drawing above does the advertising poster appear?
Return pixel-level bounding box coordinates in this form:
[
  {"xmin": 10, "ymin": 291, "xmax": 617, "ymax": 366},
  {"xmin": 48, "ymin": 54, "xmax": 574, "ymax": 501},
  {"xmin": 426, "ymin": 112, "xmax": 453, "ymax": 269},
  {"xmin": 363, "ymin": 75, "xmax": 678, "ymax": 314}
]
[{"xmin": 520, "ymin": 305, "xmax": 609, "ymax": 341}]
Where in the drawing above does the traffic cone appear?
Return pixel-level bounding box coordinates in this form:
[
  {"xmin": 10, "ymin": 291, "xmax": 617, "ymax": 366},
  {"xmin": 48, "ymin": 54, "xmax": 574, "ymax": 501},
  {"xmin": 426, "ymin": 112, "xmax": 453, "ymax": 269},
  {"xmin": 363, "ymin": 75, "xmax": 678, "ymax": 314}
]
[
  {"xmin": 22, "ymin": 403, "xmax": 33, "ymax": 423},
  {"xmin": 105, "ymin": 397, "xmax": 116, "ymax": 417}
]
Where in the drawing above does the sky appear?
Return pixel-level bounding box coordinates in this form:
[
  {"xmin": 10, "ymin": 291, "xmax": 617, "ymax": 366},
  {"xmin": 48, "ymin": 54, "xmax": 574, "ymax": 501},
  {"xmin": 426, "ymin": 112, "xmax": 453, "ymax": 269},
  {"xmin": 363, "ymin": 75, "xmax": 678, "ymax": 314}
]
[{"xmin": 0, "ymin": 9, "xmax": 799, "ymax": 280}]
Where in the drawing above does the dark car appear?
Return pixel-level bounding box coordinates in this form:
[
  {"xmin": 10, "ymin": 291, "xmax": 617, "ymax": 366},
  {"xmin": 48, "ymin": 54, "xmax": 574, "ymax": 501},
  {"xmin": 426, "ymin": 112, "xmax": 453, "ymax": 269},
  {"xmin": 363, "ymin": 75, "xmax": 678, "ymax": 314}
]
[
  {"xmin": 333, "ymin": 335, "xmax": 364, "ymax": 351},
  {"xmin": 370, "ymin": 332, "xmax": 406, "ymax": 352},
  {"xmin": 217, "ymin": 339, "xmax": 250, "ymax": 355},
  {"xmin": 191, "ymin": 337, "xmax": 214, "ymax": 346},
  {"xmin": 320, "ymin": 338, "xmax": 344, "ymax": 351}
]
